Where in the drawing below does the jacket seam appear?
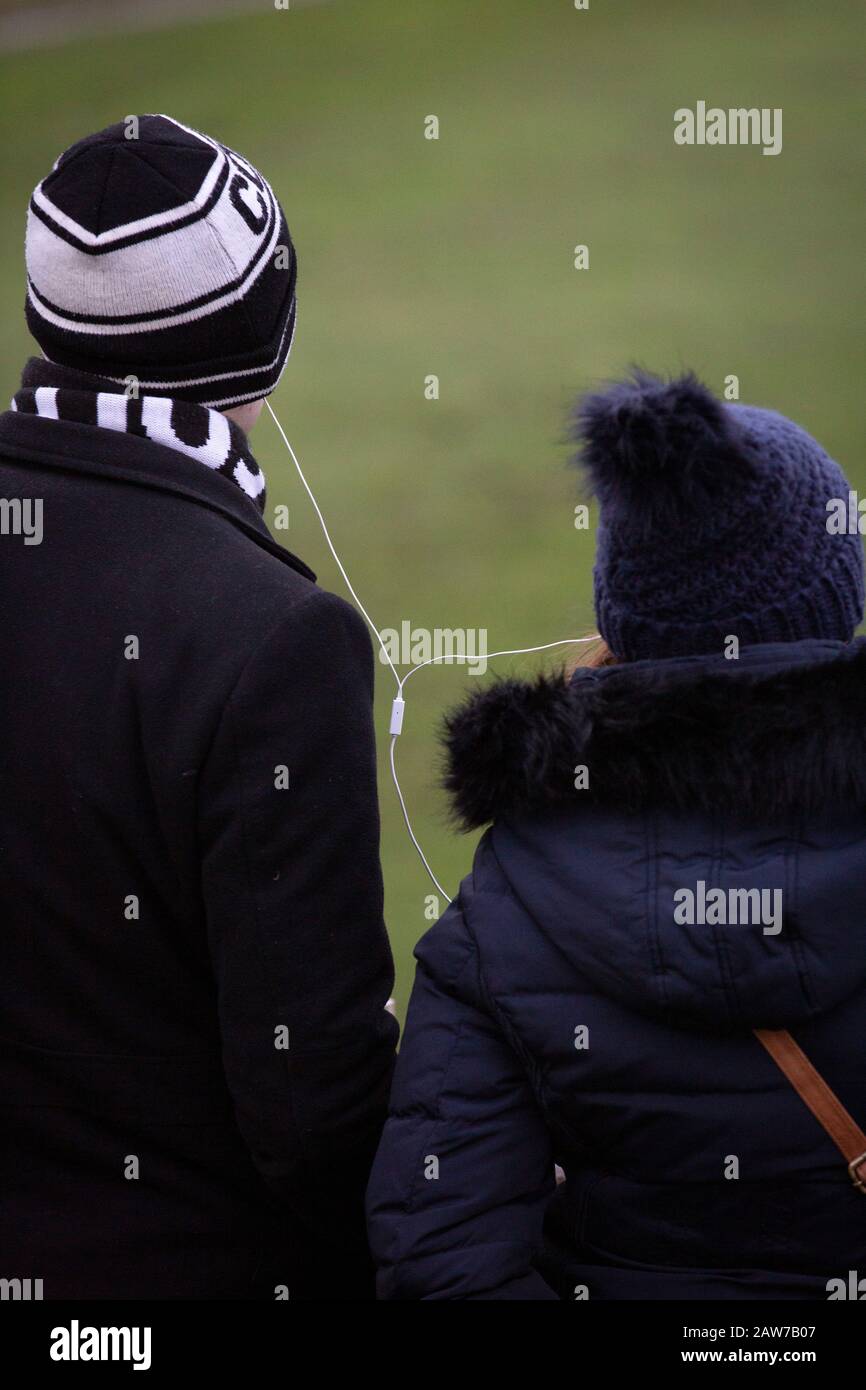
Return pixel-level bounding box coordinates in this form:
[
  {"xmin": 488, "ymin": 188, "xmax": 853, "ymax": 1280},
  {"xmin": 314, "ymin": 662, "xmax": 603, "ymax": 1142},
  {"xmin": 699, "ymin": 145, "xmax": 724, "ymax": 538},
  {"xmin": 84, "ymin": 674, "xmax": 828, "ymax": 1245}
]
[
  {"xmin": 709, "ymin": 817, "xmax": 740, "ymax": 1024},
  {"xmin": 386, "ymin": 928, "xmax": 479, "ymax": 1265},
  {"xmin": 202, "ymin": 592, "xmax": 347, "ymax": 1166},
  {"xmin": 195, "ymin": 588, "xmax": 324, "ymax": 773},
  {"xmin": 787, "ymin": 812, "xmax": 816, "ymax": 1014},
  {"xmin": 645, "ymin": 813, "xmax": 669, "ymax": 1011}
]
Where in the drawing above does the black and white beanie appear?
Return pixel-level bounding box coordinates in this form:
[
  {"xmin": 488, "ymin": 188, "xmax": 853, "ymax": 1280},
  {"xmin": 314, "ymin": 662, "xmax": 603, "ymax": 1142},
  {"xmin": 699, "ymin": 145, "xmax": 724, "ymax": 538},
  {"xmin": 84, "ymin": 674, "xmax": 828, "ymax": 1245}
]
[{"xmin": 25, "ymin": 114, "xmax": 297, "ymax": 410}]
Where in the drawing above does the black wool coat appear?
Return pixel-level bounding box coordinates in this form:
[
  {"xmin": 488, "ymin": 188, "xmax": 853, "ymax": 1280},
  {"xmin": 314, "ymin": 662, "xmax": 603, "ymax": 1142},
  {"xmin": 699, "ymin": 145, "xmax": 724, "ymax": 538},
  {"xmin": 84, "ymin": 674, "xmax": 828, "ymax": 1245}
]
[{"xmin": 0, "ymin": 365, "xmax": 397, "ymax": 1300}]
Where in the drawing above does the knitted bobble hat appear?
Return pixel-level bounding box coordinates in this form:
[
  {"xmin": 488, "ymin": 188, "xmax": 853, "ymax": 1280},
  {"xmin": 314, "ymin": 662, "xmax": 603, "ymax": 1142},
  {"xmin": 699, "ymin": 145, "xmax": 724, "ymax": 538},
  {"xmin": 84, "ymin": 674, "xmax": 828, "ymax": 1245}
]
[
  {"xmin": 571, "ymin": 370, "xmax": 864, "ymax": 661},
  {"xmin": 25, "ymin": 114, "xmax": 296, "ymax": 409}
]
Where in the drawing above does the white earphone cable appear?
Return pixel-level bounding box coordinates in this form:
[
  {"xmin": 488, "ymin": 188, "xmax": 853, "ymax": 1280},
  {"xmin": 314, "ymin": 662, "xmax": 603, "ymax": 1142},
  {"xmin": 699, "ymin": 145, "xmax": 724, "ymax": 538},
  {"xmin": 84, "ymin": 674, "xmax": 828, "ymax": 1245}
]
[
  {"xmin": 389, "ymin": 734, "xmax": 453, "ymax": 902},
  {"xmin": 267, "ymin": 402, "xmax": 599, "ymax": 905},
  {"xmin": 265, "ymin": 400, "xmax": 401, "ymax": 691},
  {"xmin": 398, "ymin": 638, "xmax": 601, "ymax": 692}
]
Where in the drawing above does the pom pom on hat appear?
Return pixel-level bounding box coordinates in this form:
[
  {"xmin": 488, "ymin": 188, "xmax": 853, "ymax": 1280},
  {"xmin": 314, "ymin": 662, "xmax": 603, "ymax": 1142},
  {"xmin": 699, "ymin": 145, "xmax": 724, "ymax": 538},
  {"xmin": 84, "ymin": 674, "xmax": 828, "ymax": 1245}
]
[{"xmin": 571, "ymin": 369, "xmax": 755, "ymax": 526}]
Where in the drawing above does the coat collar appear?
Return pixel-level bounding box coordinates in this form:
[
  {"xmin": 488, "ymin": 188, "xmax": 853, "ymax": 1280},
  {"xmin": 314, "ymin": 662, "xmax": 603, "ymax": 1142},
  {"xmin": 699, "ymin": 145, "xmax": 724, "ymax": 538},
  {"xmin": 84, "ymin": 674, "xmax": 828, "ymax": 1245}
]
[
  {"xmin": 0, "ymin": 359, "xmax": 315, "ymax": 583},
  {"xmin": 442, "ymin": 638, "xmax": 866, "ymax": 828}
]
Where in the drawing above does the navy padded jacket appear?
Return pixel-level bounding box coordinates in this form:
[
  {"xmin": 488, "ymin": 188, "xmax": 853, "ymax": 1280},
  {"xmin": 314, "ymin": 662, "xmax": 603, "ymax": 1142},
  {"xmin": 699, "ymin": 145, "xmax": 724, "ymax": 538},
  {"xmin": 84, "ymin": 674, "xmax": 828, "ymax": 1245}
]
[{"xmin": 368, "ymin": 639, "xmax": 866, "ymax": 1300}]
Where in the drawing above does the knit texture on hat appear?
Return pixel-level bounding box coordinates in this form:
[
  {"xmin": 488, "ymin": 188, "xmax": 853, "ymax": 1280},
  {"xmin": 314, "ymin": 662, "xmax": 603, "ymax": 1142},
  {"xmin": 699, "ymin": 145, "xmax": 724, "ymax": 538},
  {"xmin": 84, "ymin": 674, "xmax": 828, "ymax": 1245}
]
[
  {"xmin": 25, "ymin": 114, "xmax": 296, "ymax": 409},
  {"xmin": 571, "ymin": 371, "xmax": 864, "ymax": 661}
]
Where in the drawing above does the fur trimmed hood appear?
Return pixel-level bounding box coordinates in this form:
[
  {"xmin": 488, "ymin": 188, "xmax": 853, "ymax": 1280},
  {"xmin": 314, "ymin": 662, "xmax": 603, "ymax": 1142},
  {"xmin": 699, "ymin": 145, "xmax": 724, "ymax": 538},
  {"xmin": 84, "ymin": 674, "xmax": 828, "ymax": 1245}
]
[{"xmin": 442, "ymin": 638, "xmax": 866, "ymax": 830}]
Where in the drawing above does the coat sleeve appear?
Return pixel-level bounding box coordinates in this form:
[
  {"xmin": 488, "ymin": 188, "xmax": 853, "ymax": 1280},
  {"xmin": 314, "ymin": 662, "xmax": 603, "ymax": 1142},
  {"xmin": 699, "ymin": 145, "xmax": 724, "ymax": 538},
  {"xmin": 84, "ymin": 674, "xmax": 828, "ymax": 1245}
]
[
  {"xmin": 366, "ymin": 897, "xmax": 558, "ymax": 1299},
  {"xmin": 197, "ymin": 585, "xmax": 398, "ymax": 1290}
]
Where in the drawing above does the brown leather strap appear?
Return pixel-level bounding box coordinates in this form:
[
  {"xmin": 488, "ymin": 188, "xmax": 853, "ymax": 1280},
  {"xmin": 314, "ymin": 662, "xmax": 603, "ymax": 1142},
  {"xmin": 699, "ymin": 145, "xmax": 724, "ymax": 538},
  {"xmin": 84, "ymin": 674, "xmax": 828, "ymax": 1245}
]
[{"xmin": 754, "ymin": 1028, "xmax": 866, "ymax": 1192}]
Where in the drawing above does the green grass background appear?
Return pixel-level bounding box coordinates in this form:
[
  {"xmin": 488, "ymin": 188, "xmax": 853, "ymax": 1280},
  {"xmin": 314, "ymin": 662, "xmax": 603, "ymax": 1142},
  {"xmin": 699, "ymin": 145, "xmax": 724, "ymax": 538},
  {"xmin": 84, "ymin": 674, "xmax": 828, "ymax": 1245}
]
[{"xmin": 1, "ymin": 0, "xmax": 863, "ymax": 1013}]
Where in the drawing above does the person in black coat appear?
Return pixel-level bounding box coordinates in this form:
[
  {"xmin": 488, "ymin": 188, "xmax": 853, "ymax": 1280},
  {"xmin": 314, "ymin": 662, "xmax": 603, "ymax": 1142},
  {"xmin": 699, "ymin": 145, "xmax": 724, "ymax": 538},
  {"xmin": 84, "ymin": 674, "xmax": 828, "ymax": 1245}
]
[
  {"xmin": 0, "ymin": 116, "xmax": 397, "ymax": 1299},
  {"xmin": 367, "ymin": 370, "xmax": 866, "ymax": 1300}
]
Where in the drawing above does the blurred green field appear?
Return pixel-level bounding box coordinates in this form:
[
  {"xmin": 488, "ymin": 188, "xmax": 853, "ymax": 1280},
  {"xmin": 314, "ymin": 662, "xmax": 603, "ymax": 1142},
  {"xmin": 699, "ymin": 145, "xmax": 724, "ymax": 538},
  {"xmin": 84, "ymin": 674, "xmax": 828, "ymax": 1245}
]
[{"xmin": 1, "ymin": 0, "xmax": 863, "ymax": 1013}]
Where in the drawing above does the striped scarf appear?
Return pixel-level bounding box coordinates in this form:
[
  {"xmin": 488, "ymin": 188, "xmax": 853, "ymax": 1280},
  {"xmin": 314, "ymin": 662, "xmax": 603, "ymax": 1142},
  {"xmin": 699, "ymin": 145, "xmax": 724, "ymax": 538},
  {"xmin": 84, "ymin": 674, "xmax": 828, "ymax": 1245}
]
[{"xmin": 11, "ymin": 380, "xmax": 266, "ymax": 513}]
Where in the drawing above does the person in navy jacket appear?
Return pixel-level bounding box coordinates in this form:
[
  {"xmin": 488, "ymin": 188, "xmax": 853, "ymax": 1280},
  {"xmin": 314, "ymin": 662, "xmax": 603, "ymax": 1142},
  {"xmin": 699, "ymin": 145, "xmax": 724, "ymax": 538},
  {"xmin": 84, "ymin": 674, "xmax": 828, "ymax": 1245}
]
[{"xmin": 367, "ymin": 371, "xmax": 866, "ymax": 1300}]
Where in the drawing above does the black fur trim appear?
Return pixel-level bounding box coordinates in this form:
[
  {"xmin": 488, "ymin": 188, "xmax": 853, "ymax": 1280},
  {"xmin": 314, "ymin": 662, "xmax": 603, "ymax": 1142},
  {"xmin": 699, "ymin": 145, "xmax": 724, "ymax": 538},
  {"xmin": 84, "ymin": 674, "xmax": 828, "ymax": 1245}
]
[{"xmin": 442, "ymin": 644, "xmax": 866, "ymax": 829}]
